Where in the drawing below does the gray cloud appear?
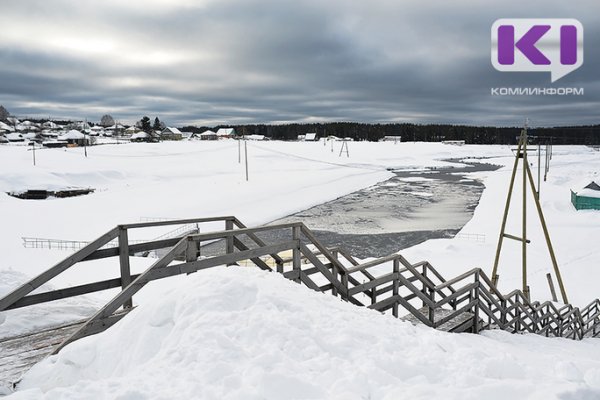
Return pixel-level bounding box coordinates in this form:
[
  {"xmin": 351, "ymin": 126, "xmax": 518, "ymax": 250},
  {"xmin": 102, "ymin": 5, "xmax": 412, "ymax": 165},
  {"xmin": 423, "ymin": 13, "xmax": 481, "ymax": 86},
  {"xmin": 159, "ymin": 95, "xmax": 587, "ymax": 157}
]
[{"xmin": 0, "ymin": 0, "xmax": 598, "ymax": 126}]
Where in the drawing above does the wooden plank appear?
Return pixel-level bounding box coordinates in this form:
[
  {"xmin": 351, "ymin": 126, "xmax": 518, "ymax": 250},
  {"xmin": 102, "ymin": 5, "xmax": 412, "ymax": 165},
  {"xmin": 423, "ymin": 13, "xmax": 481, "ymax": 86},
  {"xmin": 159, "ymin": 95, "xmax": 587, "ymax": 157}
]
[
  {"xmin": 369, "ymin": 295, "xmax": 399, "ymax": 312},
  {"xmin": 6, "ymin": 275, "xmax": 141, "ymax": 309},
  {"xmin": 396, "ymin": 297, "xmax": 434, "ymax": 326},
  {"xmin": 299, "ymin": 225, "xmax": 348, "ymax": 275},
  {"xmin": 0, "ymin": 227, "xmax": 120, "ymax": 311},
  {"xmin": 434, "ymin": 282, "xmax": 478, "ymax": 309},
  {"xmin": 232, "ymin": 237, "xmax": 271, "ymax": 271},
  {"xmin": 177, "ymin": 241, "xmax": 297, "ymax": 276},
  {"xmin": 478, "ymin": 301, "xmax": 505, "ymax": 330},
  {"xmin": 292, "ymin": 226, "xmax": 301, "ymax": 283},
  {"xmin": 0, "ymin": 321, "xmax": 86, "ymax": 387},
  {"xmin": 283, "ymin": 270, "xmax": 299, "ymax": 280},
  {"xmin": 392, "ymin": 259, "xmax": 400, "ymax": 317},
  {"xmin": 299, "ymin": 244, "xmax": 346, "ymax": 295},
  {"xmin": 121, "ymin": 216, "xmax": 234, "ymax": 229},
  {"xmin": 55, "ymin": 238, "xmax": 188, "ymax": 352},
  {"xmin": 396, "ymin": 274, "xmax": 436, "ymax": 309},
  {"xmin": 348, "ymin": 273, "xmax": 397, "ymax": 296},
  {"xmin": 435, "ymin": 268, "xmax": 478, "ymax": 291},
  {"xmin": 84, "ymin": 237, "xmax": 181, "ymax": 261},
  {"xmin": 299, "ymin": 272, "xmax": 320, "ymax": 291},
  {"xmin": 346, "ymin": 254, "xmax": 400, "ymax": 274},
  {"xmin": 232, "ymin": 218, "xmax": 285, "ymax": 265},
  {"xmin": 189, "ymin": 222, "xmax": 301, "ymax": 243},
  {"xmin": 434, "ymin": 300, "xmax": 478, "ymax": 328}
]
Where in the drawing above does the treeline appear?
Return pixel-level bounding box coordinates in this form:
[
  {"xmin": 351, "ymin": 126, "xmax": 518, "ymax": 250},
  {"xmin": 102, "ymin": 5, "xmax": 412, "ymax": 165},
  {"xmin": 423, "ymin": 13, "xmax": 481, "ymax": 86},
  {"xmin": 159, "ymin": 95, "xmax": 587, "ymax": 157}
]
[{"xmin": 182, "ymin": 123, "xmax": 600, "ymax": 145}]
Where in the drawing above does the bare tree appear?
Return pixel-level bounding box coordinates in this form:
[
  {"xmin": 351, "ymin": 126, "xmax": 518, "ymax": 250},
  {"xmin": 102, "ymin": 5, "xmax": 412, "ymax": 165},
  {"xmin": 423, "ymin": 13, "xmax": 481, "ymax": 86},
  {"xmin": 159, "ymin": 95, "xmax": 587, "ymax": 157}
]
[
  {"xmin": 0, "ymin": 105, "xmax": 10, "ymax": 121},
  {"xmin": 100, "ymin": 114, "xmax": 115, "ymax": 127}
]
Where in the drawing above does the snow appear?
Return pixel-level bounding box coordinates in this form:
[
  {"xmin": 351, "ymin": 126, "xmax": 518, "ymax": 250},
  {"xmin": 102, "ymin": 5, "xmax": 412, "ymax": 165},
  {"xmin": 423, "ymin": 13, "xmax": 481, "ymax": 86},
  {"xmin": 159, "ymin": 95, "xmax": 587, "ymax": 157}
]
[
  {"xmin": 0, "ymin": 122, "xmax": 14, "ymax": 131},
  {"xmin": 577, "ymin": 188, "xmax": 600, "ymax": 199},
  {"xmin": 1, "ymin": 141, "xmax": 600, "ymax": 398},
  {"xmin": 130, "ymin": 132, "xmax": 149, "ymax": 139},
  {"xmin": 9, "ymin": 267, "xmax": 600, "ymax": 399},
  {"xmin": 163, "ymin": 127, "xmax": 181, "ymax": 134},
  {"xmin": 58, "ymin": 130, "xmax": 84, "ymax": 140},
  {"xmin": 216, "ymin": 128, "xmax": 235, "ymax": 136}
]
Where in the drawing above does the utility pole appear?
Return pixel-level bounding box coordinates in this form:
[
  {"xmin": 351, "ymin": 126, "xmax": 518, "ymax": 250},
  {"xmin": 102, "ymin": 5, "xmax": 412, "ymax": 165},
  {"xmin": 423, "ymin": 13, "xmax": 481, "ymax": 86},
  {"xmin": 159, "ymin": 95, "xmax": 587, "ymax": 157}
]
[
  {"xmin": 83, "ymin": 119, "xmax": 88, "ymax": 158},
  {"xmin": 32, "ymin": 141, "xmax": 36, "ymax": 166},
  {"xmin": 537, "ymin": 141, "xmax": 541, "ymax": 198},
  {"xmin": 339, "ymin": 140, "xmax": 349, "ymax": 157},
  {"xmin": 244, "ymin": 140, "xmax": 249, "ymax": 181},
  {"xmin": 491, "ymin": 122, "xmax": 568, "ymax": 303}
]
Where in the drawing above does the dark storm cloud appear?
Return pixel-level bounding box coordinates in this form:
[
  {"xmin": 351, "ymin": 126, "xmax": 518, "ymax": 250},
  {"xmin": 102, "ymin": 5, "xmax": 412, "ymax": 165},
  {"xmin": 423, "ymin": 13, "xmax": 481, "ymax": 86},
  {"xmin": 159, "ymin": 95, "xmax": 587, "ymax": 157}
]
[{"xmin": 0, "ymin": 0, "xmax": 598, "ymax": 126}]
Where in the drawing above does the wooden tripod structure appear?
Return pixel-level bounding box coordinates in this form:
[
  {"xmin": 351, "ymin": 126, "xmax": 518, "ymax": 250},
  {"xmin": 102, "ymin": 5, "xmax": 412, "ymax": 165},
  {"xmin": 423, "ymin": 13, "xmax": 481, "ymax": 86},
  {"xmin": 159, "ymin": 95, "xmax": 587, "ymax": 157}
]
[{"xmin": 491, "ymin": 125, "xmax": 568, "ymax": 303}]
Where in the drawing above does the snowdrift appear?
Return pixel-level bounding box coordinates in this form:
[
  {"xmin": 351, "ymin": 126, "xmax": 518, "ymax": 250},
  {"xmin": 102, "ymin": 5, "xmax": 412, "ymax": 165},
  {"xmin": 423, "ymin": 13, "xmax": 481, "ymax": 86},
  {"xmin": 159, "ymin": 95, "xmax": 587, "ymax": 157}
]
[{"xmin": 11, "ymin": 267, "xmax": 600, "ymax": 399}]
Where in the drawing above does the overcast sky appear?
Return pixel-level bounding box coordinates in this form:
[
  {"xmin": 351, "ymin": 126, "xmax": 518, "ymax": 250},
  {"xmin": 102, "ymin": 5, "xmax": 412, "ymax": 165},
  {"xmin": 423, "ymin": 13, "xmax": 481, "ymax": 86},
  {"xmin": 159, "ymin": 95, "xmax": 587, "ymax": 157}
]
[{"xmin": 0, "ymin": 0, "xmax": 598, "ymax": 127}]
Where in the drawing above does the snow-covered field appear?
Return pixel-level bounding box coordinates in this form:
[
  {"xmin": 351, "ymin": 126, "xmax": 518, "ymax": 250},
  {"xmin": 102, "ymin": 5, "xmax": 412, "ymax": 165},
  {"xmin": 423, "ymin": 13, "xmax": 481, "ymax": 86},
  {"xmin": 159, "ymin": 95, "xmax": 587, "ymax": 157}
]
[{"xmin": 1, "ymin": 140, "xmax": 600, "ymax": 398}]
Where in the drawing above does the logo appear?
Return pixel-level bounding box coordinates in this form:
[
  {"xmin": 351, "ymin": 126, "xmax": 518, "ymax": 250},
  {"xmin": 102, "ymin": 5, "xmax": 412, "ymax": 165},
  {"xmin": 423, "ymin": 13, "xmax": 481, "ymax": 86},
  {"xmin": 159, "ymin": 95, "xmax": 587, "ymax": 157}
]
[{"xmin": 491, "ymin": 19, "xmax": 583, "ymax": 82}]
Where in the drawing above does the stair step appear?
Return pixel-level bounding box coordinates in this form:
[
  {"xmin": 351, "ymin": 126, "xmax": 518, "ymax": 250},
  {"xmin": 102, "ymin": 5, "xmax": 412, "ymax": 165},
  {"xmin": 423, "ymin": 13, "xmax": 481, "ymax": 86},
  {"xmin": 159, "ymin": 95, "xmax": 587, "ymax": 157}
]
[
  {"xmin": 401, "ymin": 307, "xmax": 475, "ymax": 333},
  {"xmin": 0, "ymin": 320, "xmax": 85, "ymax": 390}
]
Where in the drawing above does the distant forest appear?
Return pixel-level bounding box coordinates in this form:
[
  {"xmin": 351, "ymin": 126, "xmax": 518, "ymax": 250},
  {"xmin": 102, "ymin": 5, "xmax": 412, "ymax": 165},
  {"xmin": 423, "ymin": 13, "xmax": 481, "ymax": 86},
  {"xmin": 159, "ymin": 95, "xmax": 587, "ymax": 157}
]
[{"xmin": 181, "ymin": 123, "xmax": 600, "ymax": 145}]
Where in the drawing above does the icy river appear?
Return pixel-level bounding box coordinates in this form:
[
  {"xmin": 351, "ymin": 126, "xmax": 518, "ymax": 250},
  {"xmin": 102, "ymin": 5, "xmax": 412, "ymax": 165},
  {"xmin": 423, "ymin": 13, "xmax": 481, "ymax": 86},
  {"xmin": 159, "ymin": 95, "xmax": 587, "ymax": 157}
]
[{"xmin": 268, "ymin": 160, "xmax": 500, "ymax": 258}]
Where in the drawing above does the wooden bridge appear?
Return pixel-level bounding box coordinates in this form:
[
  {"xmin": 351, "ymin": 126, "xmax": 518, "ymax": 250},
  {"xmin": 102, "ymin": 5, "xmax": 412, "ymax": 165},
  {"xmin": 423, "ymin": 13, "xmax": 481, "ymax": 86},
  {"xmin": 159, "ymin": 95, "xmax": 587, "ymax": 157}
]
[{"xmin": 1, "ymin": 216, "xmax": 599, "ymax": 390}]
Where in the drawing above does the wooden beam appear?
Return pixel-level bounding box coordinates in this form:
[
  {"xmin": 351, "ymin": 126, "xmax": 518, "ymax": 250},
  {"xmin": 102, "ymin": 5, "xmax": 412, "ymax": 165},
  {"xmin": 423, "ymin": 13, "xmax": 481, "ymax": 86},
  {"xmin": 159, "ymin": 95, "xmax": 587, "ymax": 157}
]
[
  {"xmin": 299, "ymin": 244, "xmax": 346, "ymax": 296},
  {"xmin": 6, "ymin": 275, "xmax": 141, "ymax": 309},
  {"xmin": 176, "ymin": 241, "xmax": 298, "ymax": 276},
  {"xmin": 120, "ymin": 216, "xmax": 235, "ymax": 230},
  {"xmin": 232, "ymin": 218, "xmax": 285, "ymax": 265},
  {"xmin": 55, "ymin": 237, "xmax": 188, "ymax": 352},
  {"xmin": 232, "ymin": 237, "xmax": 271, "ymax": 270}
]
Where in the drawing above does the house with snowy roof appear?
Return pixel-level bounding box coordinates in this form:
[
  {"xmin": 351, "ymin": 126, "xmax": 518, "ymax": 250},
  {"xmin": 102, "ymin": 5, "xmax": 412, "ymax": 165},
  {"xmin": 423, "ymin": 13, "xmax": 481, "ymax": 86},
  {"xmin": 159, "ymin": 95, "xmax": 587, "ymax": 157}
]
[
  {"xmin": 0, "ymin": 121, "xmax": 13, "ymax": 132},
  {"xmin": 190, "ymin": 130, "xmax": 217, "ymax": 140},
  {"xmin": 216, "ymin": 128, "xmax": 236, "ymax": 138},
  {"xmin": 58, "ymin": 130, "xmax": 92, "ymax": 146},
  {"xmin": 571, "ymin": 181, "xmax": 600, "ymax": 210},
  {"xmin": 6, "ymin": 132, "xmax": 25, "ymax": 142},
  {"xmin": 161, "ymin": 127, "xmax": 183, "ymax": 141},
  {"xmin": 131, "ymin": 131, "xmax": 159, "ymax": 143}
]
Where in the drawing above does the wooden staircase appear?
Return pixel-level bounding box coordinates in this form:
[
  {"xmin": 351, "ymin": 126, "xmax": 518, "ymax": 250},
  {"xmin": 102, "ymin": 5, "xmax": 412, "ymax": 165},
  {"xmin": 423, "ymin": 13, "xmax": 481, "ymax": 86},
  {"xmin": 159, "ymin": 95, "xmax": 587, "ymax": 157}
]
[{"xmin": 1, "ymin": 216, "xmax": 599, "ymax": 390}]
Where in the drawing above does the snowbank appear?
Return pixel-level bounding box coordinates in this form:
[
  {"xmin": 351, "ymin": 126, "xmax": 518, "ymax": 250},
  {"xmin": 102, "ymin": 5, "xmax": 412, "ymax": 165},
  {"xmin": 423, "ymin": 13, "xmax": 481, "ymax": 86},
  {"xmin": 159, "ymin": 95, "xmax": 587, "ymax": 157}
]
[
  {"xmin": 10, "ymin": 267, "xmax": 600, "ymax": 399},
  {"xmin": 402, "ymin": 146, "xmax": 600, "ymax": 307}
]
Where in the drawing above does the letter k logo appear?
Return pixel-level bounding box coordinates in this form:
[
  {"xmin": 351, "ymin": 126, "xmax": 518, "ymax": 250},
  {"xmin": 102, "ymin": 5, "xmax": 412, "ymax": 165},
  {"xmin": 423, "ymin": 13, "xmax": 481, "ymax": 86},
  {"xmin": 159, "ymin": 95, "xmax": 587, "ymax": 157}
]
[{"xmin": 498, "ymin": 25, "xmax": 551, "ymax": 65}]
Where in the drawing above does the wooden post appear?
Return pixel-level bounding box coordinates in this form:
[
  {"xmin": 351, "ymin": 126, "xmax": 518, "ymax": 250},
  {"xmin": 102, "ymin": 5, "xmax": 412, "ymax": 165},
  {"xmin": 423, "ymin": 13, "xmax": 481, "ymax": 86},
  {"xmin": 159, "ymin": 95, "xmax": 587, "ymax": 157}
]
[
  {"xmin": 341, "ymin": 273, "xmax": 349, "ymax": 301},
  {"xmin": 491, "ymin": 138, "xmax": 523, "ymax": 286},
  {"xmin": 225, "ymin": 219, "xmax": 234, "ymax": 266},
  {"xmin": 185, "ymin": 237, "xmax": 199, "ymax": 274},
  {"xmin": 525, "ymin": 162, "xmax": 568, "ymax": 304},
  {"xmin": 473, "ymin": 272, "xmax": 480, "ymax": 333},
  {"xmin": 118, "ymin": 227, "xmax": 132, "ymax": 309},
  {"xmin": 292, "ymin": 226, "xmax": 301, "ymax": 283},
  {"xmin": 392, "ymin": 258, "xmax": 399, "ymax": 318},
  {"xmin": 421, "ymin": 265, "xmax": 428, "ymax": 307},
  {"xmin": 331, "ymin": 249, "xmax": 339, "ymax": 297}
]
